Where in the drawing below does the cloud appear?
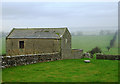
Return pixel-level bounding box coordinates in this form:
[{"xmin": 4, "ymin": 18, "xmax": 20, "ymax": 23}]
[
  {"xmin": 2, "ymin": 2, "xmax": 118, "ymax": 32},
  {"xmin": 2, "ymin": 0, "xmax": 119, "ymax": 2},
  {"xmin": 2, "ymin": 2, "xmax": 117, "ymax": 19}
]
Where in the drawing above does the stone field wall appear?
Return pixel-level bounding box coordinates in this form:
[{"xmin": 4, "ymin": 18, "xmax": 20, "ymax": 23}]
[
  {"xmin": 96, "ymin": 54, "xmax": 120, "ymax": 60},
  {"xmin": 1, "ymin": 52, "xmax": 61, "ymax": 68}
]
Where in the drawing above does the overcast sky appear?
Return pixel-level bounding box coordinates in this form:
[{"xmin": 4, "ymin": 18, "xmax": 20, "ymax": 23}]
[{"xmin": 2, "ymin": 2, "xmax": 118, "ymax": 32}]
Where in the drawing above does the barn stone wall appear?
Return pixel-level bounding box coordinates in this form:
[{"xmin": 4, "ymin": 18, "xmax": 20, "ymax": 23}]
[
  {"xmin": 61, "ymin": 28, "xmax": 72, "ymax": 59},
  {"xmin": 1, "ymin": 52, "xmax": 61, "ymax": 68},
  {"xmin": 6, "ymin": 38, "xmax": 61, "ymax": 56},
  {"xmin": 96, "ymin": 54, "xmax": 120, "ymax": 60}
]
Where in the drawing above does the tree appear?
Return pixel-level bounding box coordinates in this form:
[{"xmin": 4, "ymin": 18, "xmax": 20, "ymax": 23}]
[
  {"xmin": 106, "ymin": 46, "xmax": 110, "ymax": 51},
  {"xmin": 89, "ymin": 47, "xmax": 102, "ymax": 58}
]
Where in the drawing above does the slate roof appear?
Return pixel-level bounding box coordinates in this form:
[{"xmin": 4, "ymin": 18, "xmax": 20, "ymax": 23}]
[{"xmin": 7, "ymin": 28, "xmax": 67, "ymax": 39}]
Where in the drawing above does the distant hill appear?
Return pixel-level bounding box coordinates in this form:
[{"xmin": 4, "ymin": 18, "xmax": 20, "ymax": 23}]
[{"xmin": 71, "ymin": 30, "xmax": 116, "ymax": 36}]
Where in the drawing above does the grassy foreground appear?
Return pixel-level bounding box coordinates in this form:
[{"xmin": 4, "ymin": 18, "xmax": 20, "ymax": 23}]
[{"xmin": 2, "ymin": 58, "xmax": 118, "ymax": 82}]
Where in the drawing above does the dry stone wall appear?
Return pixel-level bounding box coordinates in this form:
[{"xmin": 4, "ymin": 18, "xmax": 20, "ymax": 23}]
[
  {"xmin": 96, "ymin": 54, "xmax": 120, "ymax": 60},
  {"xmin": 72, "ymin": 49, "xmax": 83, "ymax": 59},
  {"xmin": 1, "ymin": 52, "xmax": 61, "ymax": 68}
]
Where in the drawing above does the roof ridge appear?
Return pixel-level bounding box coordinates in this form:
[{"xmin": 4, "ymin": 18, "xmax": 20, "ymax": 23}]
[
  {"xmin": 7, "ymin": 27, "xmax": 69, "ymax": 39},
  {"xmin": 14, "ymin": 28, "xmax": 67, "ymax": 30}
]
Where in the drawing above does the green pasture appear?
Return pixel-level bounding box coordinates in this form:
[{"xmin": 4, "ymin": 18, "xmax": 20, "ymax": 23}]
[
  {"xmin": 72, "ymin": 35, "xmax": 118, "ymax": 55},
  {"xmin": 2, "ymin": 58, "xmax": 118, "ymax": 82},
  {"xmin": 0, "ymin": 38, "xmax": 6, "ymax": 55}
]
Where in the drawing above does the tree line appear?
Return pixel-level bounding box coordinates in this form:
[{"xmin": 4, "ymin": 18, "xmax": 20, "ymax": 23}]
[{"xmin": 106, "ymin": 31, "xmax": 117, "ymax": 51}]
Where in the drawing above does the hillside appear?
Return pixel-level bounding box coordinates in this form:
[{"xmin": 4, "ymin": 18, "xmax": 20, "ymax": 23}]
[{"xmin": 72, "ymin": 35, "xmax": 118, "ymax": 55}]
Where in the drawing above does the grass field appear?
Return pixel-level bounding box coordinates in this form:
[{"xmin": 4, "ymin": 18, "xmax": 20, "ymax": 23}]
[
  {"xmin": 2, "ymin": 58, "xmax": 118, "ymax": 82},
  {"xmin": 72, "ymin": 35, "xmax": 118, "ymax": 55},
  {"xmin": 0, "ymin": 38, "xmax": 6, "ymax": 55}
]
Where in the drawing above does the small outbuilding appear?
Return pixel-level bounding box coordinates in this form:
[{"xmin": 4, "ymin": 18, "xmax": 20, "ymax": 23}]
[{"xmin": 6, "ymin": 27, "xmax": 72, "ymax": 59}]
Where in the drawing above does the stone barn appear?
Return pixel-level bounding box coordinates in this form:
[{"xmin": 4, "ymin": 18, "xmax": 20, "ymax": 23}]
[{"xmin": 6, "ymin": 28, "xmax": 72, "ymax": 59}]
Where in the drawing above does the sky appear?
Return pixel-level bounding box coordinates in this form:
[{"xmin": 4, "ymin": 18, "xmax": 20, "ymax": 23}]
[{"xmin": 1, "ymin": 1, "xmax": 118, "ymax": 32}]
